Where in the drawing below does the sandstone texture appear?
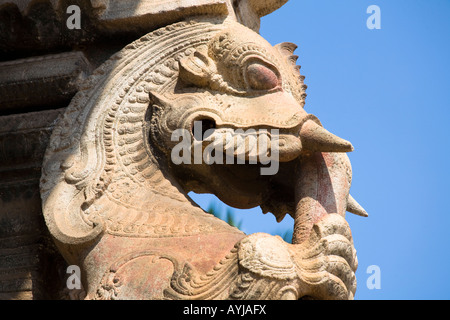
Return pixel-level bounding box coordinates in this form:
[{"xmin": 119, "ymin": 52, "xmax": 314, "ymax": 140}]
[{"xmin": 0, "ymin": 0, "xmax": 366, "ymax": 300}]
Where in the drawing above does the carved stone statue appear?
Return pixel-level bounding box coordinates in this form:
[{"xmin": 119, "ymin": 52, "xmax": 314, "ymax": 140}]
[{"xmin": 39, "ymin": 1, "xmax": 367, "ymax": 300}]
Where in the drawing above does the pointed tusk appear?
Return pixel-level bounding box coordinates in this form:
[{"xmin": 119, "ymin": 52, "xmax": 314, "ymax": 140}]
[
  {"xmin": 347, "ymin": 194, "xmax": 368, "ymax": 217},
  {"xmin": 300, "ymin": 120, "xmax": 354, "ymax": 153}
]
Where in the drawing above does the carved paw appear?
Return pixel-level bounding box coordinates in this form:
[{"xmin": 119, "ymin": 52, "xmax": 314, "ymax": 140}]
[{"xmin": 290, "ymin": 214, "xmax": 358, "ymax": 300}]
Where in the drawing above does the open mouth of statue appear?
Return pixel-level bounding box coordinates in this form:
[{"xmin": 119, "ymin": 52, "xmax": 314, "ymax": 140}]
[
  {"xmin": 170, "ymin": 116, "xmax": 366, "ymax": 244},
  {"xmin": 188, "ymin": 114, "xmax": 355, "ymax": 159}
]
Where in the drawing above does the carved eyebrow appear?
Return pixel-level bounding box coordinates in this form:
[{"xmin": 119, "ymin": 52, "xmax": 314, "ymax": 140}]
[{"xmin": 225, "ymin": 42, "xmax": 281, "ymax": 68}]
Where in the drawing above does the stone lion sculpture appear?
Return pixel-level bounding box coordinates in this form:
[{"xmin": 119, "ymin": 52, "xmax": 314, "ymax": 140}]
[{"xmin": 40, "ymin": 15, "xmax": 367, "ymax": 300}]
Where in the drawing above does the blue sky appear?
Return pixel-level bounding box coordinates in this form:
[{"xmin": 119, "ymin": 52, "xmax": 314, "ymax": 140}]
[{"xmin": 190, "ymin": 0, "xmax": 450, "ymax": 300}]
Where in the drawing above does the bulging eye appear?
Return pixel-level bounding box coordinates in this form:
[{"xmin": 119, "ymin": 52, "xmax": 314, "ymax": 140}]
[{"xmin": 246, "ymin": 62, "xmax": 280, "ymax": 91}]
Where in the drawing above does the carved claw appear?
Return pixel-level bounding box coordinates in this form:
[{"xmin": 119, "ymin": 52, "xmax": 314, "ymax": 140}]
[
  {"xmin": 164, "ymin": 214, "xmax": 357, "ymax": 300},
  {"xmin": 290, "ymin": 214, "xmax": 358, "ymax": 300}
]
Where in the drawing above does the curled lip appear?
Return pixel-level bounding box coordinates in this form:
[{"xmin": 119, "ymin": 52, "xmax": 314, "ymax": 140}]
[
  {"xmin": 171, "ymin": 108, "xmax": 365, "ymax": 243},
  {"xmin": 186, "ymin": 111, "xmax": 354, "ymax": 164},
  {"xmin": 186, "ymin": 109, "xmax": 307, "ymax": 133}
]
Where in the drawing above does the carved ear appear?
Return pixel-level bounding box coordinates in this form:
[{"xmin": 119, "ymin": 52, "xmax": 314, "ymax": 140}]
[
  {"xmin": 149, "ymin": 91, "xmax": 172, "ymax": 109},
  {"xmin": 179, "ymin": 47, "xmax": 217, "ymax": 87},
  {"xmin": 147, "ymin": 91, "xmax": 173, "ymax": 125}
]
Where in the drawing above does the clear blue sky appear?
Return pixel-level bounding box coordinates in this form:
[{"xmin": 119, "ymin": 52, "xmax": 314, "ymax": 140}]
[{"xmin": 190, "ymin": 0, "xmax": 450, "ymax": 300}]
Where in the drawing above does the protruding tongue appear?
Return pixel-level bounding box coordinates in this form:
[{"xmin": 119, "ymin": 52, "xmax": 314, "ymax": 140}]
[
  {"xmin": 292, "ymin": 119, "xmax": 368, "ymax": 244},
  {"xmin": 293, "ymin": 152, "xmax": 352, "ymax": 243},
  {"xmin": 291, "ymin": 116, "xmax": 362, "ymax": 244},
  {"xmin": 292, "ymin": 152, "xmax": 353, "ymax": 244}
]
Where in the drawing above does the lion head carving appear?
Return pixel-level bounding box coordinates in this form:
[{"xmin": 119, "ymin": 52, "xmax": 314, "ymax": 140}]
[{"xmin": 41, "ymin": 18, "xmax": 366, "ymax": 300}]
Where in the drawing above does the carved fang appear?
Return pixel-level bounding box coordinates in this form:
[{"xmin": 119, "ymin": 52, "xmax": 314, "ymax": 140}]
[
  {"xmin": 347, "ymin": 195, "xmax": 368, "ymax": 217},
  {"xmin": 300, "ymin": 120, "xmax": 354, "ymax": 153}
]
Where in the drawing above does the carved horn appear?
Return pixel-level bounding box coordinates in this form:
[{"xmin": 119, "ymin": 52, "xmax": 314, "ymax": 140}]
[{"xmin": 299, "ymin": 120, "xmax": 354, "ymax": 153}]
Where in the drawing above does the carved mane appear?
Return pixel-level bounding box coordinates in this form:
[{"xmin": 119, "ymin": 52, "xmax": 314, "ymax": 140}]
[
  {"xmin": 41, "ymin": 16, "xmax": 312, "ymax": 249},
  {"xmin": 40, "ymin": 19, "xmax": 243, "ymax": 249}
]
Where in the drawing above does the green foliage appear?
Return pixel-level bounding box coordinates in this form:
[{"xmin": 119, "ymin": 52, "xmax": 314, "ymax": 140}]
[
  {"xmin": 280, "ymin": 229, "xmax": 293, "ymax": 243},
  {"xmin": 207, "ymin": 202, "xmax": 242, "ymax": 229},
  {"xmin": 225, "ymin": 208, "xmax": 243, "ymax": 230}
]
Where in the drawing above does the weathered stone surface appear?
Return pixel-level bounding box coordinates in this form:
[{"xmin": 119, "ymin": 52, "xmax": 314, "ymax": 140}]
[
  {"xmin": 0, "ymin": 0, "xmax": 286, "ymax": 59},
  {"xmin": 41, "ymin": 16, "xmax": 365, "ymax": 300},
  {"xmin": 0, "ymin": 109, "xmax": 68, "ymax": 299},
  {"xmin": 0, "ymin": 52, "xmax": 92, "ymax": 113},
  {"xmin": 1, "ymin": 0, "xmax": 286, "ymax": 24},
  {"xmin": 0, "ymin": 109, "xmax": 65, "ymax": 169},
  {"xmin": 0, "ymin": 0, "xmax": 366, "ymax": 300},
  {"xmin": 0, "ymin": 180, "xmax": 67, "ymax": 300}
]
